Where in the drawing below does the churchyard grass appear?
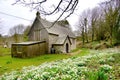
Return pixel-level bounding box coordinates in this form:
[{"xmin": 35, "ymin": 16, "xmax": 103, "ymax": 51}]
[
  {"xmin": 0, "ymin": 48, "xmax": 89, "ymax": 75},
  {"xmin": 0, "ymin": 54, "xmax": 68, "ymax": 75},
  {"xmin": 0, "ymin": 46, "xmax": 10, "ymax": 56}
]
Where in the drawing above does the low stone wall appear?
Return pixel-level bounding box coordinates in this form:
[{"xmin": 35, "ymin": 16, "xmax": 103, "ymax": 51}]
[{"xmin": 11, "ymin": 41, "xmax": 46, "ymax": 58}]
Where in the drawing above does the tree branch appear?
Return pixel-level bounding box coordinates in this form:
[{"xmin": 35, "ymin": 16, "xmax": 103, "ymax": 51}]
[{"xmin": 13, "ymin": 0, "xmax": 79, "ymax": 28}]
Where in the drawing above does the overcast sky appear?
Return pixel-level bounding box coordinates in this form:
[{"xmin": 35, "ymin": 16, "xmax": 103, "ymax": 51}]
[{"xmin": 0, "ymin": 0, "xmax": 104, "ymax": 35}]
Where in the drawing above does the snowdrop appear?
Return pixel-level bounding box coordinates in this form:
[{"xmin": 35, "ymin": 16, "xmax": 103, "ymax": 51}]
[
  {"xmin": 0, "ymin": 48, "xmax": 119, "ymax": 80},
  {"xmin": 100, "ymin": 64, "xmax": 112, "ymax": 72}
]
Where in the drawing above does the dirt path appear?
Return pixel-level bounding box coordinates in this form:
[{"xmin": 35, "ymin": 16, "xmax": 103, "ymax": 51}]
[{"xmin": 68, "ymin": 50, "xmax": 81, "ymax": 56}]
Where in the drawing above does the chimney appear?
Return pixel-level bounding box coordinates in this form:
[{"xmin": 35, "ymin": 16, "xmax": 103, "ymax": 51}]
[{"xmin": 36, "ymin": 11, "xmax": 40, "ymax": 18}]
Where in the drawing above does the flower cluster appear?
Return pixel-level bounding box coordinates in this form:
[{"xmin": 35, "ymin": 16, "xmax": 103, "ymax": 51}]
[
  {"xmin": 0, "ymin": 48, "xmax": 119, "ymax": 80},
  {"xmin": 100, "ymin": 64, "xmax": 112, "ymax": 73}
]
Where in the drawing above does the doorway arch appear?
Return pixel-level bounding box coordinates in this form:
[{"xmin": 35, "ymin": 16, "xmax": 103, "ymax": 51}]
[{"xmin": 66, "ymin": 43, "xmax": 69, "ymax": 53}]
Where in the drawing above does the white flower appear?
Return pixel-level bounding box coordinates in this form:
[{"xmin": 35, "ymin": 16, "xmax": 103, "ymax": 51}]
[{"xmin": 100, "ymin": 64, "xmax": 112, "ymax": 72}]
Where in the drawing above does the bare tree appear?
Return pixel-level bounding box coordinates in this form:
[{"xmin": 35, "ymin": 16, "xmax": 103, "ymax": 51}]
[
  {"xmin": 9, "ymin": 24, "xmax": 25, "ymax": 42},
  {"xmin": 84, "ymin": 18, "xmax": 88, "ymax": 43},
  {"xmin": 0, "ymin": 18, "xmax": 3, "ymax": 35},
  {"xmin": 77, "ymin": 9, "xmax": 90, "ymax": 45},
  {"xmin": 77, "ymin": 15, "xmax": 85, "ymax": 45},
  {"xmin": 0, "ymin": 34, "xmax": 2, "ymax": 45},
  {"xmin": 90, "ymin": 7, "xmax": 99, "ymax": 41},
  {"xmin": 79, "ymin": 24, "xmax": 85, "ymax": 45},
  {"xmin": 13, "ymin": 0, "xmax": 78, "ymax": 27},
  {"xmin": 23, "ymin": 25, "xmax": 31, "ymax": 41},
  {"xmin": 0, "ymin": 20, "xmax": 2, "ymax": 43},
  {"xmin": 82, "ymin": 10, "xmax": 90, "ymax": 43}
]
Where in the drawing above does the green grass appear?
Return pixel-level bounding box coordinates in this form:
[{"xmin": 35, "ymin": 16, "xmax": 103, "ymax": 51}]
[
  {"xmin": 0, "ymin": 54, "xmax": 69, "ymax": 75},
  {"xmin": 75, "ymin": 48, "xmax": 90, "ymax": 56},
  {"xmin": 0, "ymin": 46, "xmax": 11, "ymax": 55},
  {"xmin": 0, "ymin": 48, "xmax": 90, "ymax": 75},
  {"xmin": 71, "ymin": 47, "xmax": 80, "ymax": 52}
]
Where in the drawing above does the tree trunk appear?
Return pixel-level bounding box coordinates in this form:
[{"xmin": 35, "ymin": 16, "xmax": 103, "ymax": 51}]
[
  {"xmin": 92, "ymin": 24, "xmax": 94, "ymax": 42},
  {"xmin": 82, "ymin": 27, "xmax": 85, "ymax": 45},
  {"xmin": 110, "ymin": 25, "xmax": 113, "ymax": 46},
  {"xmin": 84, "ymin": 18, "xmax": 88, "ymax": 43}
]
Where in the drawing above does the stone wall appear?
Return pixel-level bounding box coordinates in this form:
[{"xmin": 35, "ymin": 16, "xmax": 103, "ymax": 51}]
[
  {"xmin": 70, "ymin": 38, "xmax": 76, "ymax": 50},
  {"xmin": 54, "ymin": 37, "xmax": 71, "ymax": 53},
  {"xmin": 63, "ymin": 38, "xmax": 71, "ymax": 53},
  {"xmin": 48, "ymin": 34, "xmax": 58, "ymax": 53}
]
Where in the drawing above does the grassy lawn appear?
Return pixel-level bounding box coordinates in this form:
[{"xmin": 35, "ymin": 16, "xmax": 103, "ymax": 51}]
[
  {"xmin": 0, "ymin": 54, "xmax": 68, "ymax": 75},
  {"xmin": 0, "ymin": 47, "xmax": 89, "ymax": 75},
  {"xmin": 0, "ymin": 46, "xmax": 10, "ymax": 56},
  {"xmin": 75, "ymin": 48, "xmax": 90, "ymax": 56}
]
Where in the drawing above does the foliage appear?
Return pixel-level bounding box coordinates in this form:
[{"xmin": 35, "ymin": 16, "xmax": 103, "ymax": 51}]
[
  {"xmin": 113, "ymin": 14, "xmax": 120, "ymax": 44},
  {"xmin": 77, "ymin": 0, "xmax": 120, "ymax": 46},
  {"xmin": 85, "ymin": 70, "xmax": 108, "ymax": 80},
  {"xmin": 97, "ymin": 70, "xmax": 108, "ymax": 80},
  {"xmin": 100, "ymin": 64, "xmax": 112, "ymax": 73},
  {"xmin": 98, "ymin": 59, "xmax": 106, "ymax": 64}
]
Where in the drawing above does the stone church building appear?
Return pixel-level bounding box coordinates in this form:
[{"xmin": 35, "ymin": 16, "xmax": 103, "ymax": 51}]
[{"xmin": 28, "ymin": 12, "xmax": 76, "ymax": 53}]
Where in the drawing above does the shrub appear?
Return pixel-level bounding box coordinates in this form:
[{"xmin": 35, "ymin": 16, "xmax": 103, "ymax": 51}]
[
  {"xmin": 97, "ymin": 70, "xmax": 108, "ymax": 80},
  {"xmin": 6, "ymin": 61, "xmax": 12, "ymax": 64},
  {"xmin": 85, "ymin": 70, "xmax": 108, "ymax": 80}
]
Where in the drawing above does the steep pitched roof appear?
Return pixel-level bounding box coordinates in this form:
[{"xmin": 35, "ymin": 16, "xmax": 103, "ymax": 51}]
[
  {"xmin": 28, "ymin": 12, "xmax": 76, "ymax": 39},
  {"xmin": 53, "ymin": 35, "xmax": 72, "ymax": 45},
  {"xmin": 40, "ymin": 18, "xmax": 76, "ymax": 38}
]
